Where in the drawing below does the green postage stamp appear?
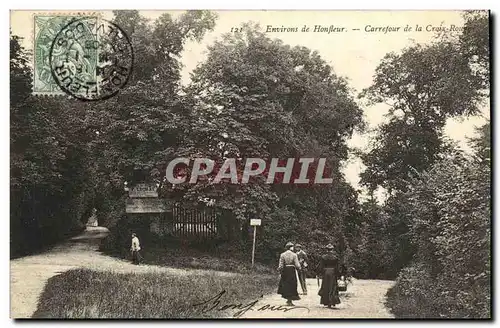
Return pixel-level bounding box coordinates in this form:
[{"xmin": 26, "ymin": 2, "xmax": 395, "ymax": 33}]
[
  {"xmin": 32, "ymin": 13, "xmax": 133, "ymax": 101},
  {"xmin": 33, "ymin": 14, "xmax": 96, "ymax": 95}
]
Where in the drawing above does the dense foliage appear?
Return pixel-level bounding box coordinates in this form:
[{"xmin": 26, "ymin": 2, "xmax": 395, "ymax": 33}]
[
  {"xmin": 183, "ymin": 26, "xmax": 363, "ymax": 262},
  {"xmin": 10, "ymin": 10, "xmax": 491, "ymax": 318},
  {"xmin": 386, "ymin": 134, "xmax": 490, "ymax": 318},
  {"xmin": 10, "ymin": 34, "xmax": 98, "ymax": 256},
  {"xmin": 355, "ymin": 11, "xmax": 490, "ymax": 318},
  {"xmin": 11, "ymin": 12, "xmax": 363, "ymax": 264},
  {"xmin": 10, "ymin": 11, "xmax": 218, "ymax": 256}
]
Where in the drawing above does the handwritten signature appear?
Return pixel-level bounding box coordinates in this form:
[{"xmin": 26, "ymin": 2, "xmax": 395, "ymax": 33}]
[{"xmin": 192, "ymin": 290, "xmax": 310, "ymax": 318}]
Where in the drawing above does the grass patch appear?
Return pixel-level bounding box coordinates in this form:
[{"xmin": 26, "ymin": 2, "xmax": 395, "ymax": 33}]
[
  {"xmin": 101, "ymin": 241, "xmax": 276, "ymax": 275},
  {"xmin": 99, "ymin": 217, "xmax": 278, "ymax": 275},
  {"xmin": 139, "ymin": 245, "xmax": 275, "ymax": 275},
  {"xmin": 33, "ymin": 268, "xmax": 278, "ymax": 319}
]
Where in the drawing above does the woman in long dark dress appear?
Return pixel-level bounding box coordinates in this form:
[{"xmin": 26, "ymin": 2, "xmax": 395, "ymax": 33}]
[
  {"xmin": 317, "ymin": 243, "xmax": 341, "ymax": 308},
  {"xmin": 277, "ymin": 242, "xmax": 301, "ymax": 305}
]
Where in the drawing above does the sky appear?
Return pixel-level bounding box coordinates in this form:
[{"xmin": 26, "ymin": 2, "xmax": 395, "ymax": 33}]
[{"xmin": 10, "ymin": 10, "xmax": 490, "ymax": 198}]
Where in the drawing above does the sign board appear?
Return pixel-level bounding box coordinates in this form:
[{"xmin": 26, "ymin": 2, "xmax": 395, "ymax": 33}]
[
  {"xmin": 128, "ymin": 183, "xmax": 158, "ymax": 198},
  {"xmin": 250, "ymin": 219, "xmax": 262, "ymax": 226},
  {"xmin": 126, "ymin": 198, "xmax": 167, "ymax": 213}
]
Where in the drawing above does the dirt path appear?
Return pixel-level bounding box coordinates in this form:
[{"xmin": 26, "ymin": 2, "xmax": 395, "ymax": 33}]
[
  {"xmin": 11, "ymin": 227, "xmax": 395, "ymax": 319},
  {"xmin": 241, "ymin": 278, "xmax": 395, "ymax": 318},
  {"xmin": 10, "ymin": 227, "xmax": 237, "ymax": 319}
]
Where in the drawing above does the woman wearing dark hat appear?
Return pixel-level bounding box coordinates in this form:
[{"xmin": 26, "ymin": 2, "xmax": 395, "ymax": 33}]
[
  {"xmin": 317, "ymin": 243, "xmax": 341, "ymax": 308},
  {"xmin": 277, "ymin": 242, "xmax": 301, "ymax": 306}
]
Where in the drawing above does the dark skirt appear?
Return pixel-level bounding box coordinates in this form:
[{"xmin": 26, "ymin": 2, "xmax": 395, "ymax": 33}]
[
  {"xmin": 278, "ymin": 266, "xmax": 300, "ymax": 300},
  {"xmin": 318, "ymin": 268, "xmax": 340, "ymax": 306}
]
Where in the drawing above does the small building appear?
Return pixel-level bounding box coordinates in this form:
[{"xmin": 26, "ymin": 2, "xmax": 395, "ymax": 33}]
[{"xmin": 125, "ymin": 181, "xmax": 238, "ymax": 242}]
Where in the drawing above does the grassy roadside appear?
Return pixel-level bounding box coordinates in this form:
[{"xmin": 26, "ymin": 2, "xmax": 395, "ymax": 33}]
[
  {"xmin": 33, "ymin": 268, "xmax": 278, "ymax": 319},
  {"xmin": 101, "ymin": 242, "xmax": 276, "ymax": 275}
]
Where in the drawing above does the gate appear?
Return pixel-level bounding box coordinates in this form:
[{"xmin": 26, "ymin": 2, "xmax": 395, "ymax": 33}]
[
  {"xmin": 125, "ymin": 182, "xmax": 237, "ymax": 241},
  {"xmin": 171, "ymin": 203, "xmax": 219, "ymax": 239}
]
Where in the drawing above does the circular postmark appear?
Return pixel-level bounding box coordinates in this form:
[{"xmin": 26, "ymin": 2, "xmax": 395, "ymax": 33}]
[{"xmin": 49, "ymin": 17, "xmax": 134, "ymax": 101}]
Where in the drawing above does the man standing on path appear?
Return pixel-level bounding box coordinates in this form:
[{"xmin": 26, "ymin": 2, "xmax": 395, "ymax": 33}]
[
  {"xmin": 295, "ymin": 244, "xmax": 308, "ymax": 295},
  {"xmin": 130, "ymin": 233, "xmax": 142, "ymax": 265}
]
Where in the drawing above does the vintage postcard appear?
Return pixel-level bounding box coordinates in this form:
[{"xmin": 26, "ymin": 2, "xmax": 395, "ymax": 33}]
[{"xmin": 10, "ymin": 10, "xmax": 491, "ymax": 319}]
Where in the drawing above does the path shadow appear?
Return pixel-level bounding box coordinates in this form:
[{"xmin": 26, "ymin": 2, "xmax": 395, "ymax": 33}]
[{"xmin": 340, "ymin": 292, "xmax": 354, "ymax": 300}]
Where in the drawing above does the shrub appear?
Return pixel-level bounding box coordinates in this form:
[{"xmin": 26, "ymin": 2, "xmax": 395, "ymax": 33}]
[
  {"xmin": 386, "ymin": 148, "xmax": 491, "ymax": 319},
  {"xmin": 386, "ymin": 263, "xmax": 440, "ymax": 318}
]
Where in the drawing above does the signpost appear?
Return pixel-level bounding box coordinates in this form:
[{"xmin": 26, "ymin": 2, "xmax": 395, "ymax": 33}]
[
  {"xmin": 128, "ymin": 183, "xmax": 159, "ymax": 198},
  {"xmin": 125, "ymin": 182, "xmax": 168, "ymax": 214},
  {"xmin": 250, "ymin": 219, "xmax": 261, "ymax": 268}
]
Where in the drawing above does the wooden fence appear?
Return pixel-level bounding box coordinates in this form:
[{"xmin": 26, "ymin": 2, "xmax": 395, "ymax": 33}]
[
  {"xmin": 171, "ymin": 203, "xmax": 219, "ymax": 239},
  {"xmin": 129, "ymin": 201, "xmax": 239, "ymax": 242}
]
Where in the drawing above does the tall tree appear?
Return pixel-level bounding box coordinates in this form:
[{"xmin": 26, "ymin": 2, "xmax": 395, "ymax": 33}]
[
  {"xmin": 358, "ymin": 12, "xmax": 490, "ymax": 279},
  {"xmin": 10, "ymin": 34, "xmax": 98, "ymax": 256},
  {"xmin": 459, "ymin": 11, "xmax": 490, "ymax": 92},
  {"xmin": 185, "ymin": 25, "xmax": 364, "ymax": 260},
  {"xmin": 85, "ymin": 11, "xmax": 217, "ymax": 214},
  {"xmin": 360, "ymin": 39, "xmax": 484, "ymax": 193},
  {"xmin": 354, "ymin": 198, "xmax": 391, "ymax": 278}
]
